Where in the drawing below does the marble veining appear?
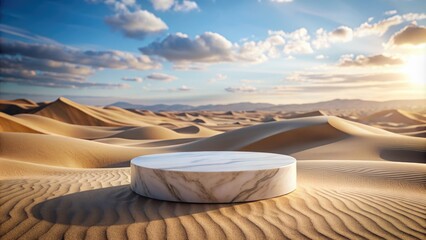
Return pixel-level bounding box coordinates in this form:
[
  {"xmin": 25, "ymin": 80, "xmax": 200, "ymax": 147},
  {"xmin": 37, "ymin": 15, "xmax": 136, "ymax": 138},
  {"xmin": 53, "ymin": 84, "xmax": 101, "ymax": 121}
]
[{"xmin": 131, "ymin": 151, "xmax": 296, "ymax": 203}]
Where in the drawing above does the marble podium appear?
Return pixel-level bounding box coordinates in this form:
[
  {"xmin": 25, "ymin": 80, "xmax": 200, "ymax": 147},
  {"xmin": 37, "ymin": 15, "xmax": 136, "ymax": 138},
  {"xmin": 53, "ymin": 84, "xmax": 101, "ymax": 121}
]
[{"xmin": 130, "ymin": 151, "xmax": 296, "ymax": 203}]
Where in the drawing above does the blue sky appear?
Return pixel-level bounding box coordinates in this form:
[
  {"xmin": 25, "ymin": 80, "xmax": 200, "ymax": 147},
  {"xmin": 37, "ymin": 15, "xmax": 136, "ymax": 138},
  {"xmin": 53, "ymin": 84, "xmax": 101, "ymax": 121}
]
[{"xmin": 1, "ymin": 0, "xmax": 425, "ymax": 105}]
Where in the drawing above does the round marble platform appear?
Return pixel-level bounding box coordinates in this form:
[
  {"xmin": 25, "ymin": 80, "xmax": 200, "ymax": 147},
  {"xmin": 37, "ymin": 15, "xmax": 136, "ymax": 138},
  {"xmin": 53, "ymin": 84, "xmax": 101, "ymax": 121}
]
[{"xmin": 130, "ymin": 151, "xmax": 296, "ymax": 203}]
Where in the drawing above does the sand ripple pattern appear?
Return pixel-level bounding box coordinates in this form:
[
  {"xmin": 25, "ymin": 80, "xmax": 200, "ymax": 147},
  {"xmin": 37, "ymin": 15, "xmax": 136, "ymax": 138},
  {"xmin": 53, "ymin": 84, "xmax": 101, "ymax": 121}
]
[{"xmin": 1, "ymin": 164, "xmax": 425, "ymax": 240}]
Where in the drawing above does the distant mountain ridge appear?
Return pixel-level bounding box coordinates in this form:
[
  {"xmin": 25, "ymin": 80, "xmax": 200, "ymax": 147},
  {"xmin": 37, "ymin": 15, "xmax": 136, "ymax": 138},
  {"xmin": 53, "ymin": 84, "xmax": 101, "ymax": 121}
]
[
  {"xmin": 108, "ymin": 102, "xmax": 276, "ymax": 111},
  {"xmin": 108, "ymin": 99, "xmax": 426, "ymax": 112},
  {"xmin": 110, "ymin": 102, "xmax": 195, "ymax": 111}
]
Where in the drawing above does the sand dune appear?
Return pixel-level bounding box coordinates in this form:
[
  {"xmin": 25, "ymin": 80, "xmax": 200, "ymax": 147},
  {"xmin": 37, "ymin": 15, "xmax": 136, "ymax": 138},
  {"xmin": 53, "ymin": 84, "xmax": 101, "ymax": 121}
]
[
  {"xmin": 173, "ymin": 125, "xmax": 221, "ymax": 137},
  {"xmin": 283, "ymin": 110, "xmax": 327, "ymax": 119},
  {"xmin": 1, "ymin": 99, "xmax": 425, "ymax": 239},
  {"xmin": 0, "ymin": 112, "xmax": 45, "ymax": 134},
  {"xmin": 362, "ymin": 109, "xmax": 426, "ymax": 126},
  {"xmin": 179, "ymin": 116, "xmax": 425, "ymax": 162},
  {"xmin": 1, "ymin": 112, "xmax": 220, "ymax": 141},
  {"xmin": 0, "ymin": 132, "xmax": 153, "ymax": 168},
  {"xmin": 4, "ymin": 113, "xmax": 123, "ymax": 139},
  {"xmin": 108, "ymin": 126, "xmax": 185, "ymax": 140},
  {"xmin": 261, "ymin": 115, "xmax": 281, "ymax": 122},
  {"xmin": 0, "ymin": 99, "xmax": 39, "ymax": 115},
  {"xmin": 34, "ymin": 97, "xmax": 153, "ymax": 126}
]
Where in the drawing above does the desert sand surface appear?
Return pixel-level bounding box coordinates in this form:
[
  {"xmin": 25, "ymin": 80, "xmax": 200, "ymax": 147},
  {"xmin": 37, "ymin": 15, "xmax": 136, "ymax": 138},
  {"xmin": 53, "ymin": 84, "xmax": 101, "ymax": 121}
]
[{"xmin": 1, "ymin": 98, "xmax": 425, "ymax": 240}]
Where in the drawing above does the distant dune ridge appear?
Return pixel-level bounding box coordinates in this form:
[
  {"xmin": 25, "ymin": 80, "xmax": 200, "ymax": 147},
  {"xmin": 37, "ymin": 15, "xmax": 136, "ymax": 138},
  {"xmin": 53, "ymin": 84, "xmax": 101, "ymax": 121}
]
[{"xmin": 0, "ymin": 97, "xmax": 425, "ymax": 239}]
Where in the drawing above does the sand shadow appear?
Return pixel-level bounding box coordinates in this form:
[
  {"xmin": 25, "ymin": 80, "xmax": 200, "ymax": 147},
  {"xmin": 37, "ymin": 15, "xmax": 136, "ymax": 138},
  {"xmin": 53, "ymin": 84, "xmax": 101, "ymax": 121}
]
[
  {"xmin": 380, "ymin": 149, "xmax": 426, "ymax": 163},
  {"xmin": 32, "ymin": 185, "xmax": 235, "ymax": 226}
]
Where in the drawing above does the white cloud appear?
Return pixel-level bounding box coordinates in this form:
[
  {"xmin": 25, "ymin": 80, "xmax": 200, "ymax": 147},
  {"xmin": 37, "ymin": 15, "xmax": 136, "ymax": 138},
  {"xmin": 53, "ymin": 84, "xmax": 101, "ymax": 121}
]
[
  {"xmin": 354, "ymin": 15, "xmax": 402, "ymax": 37},
  {"xmin": 173, "ymin": 63, "xmax": 207, "ymax": 70},
  {"xmin": 146, "ymin": 72, "xmax": 177, "ymax": 81},
  {"xmin": 141, "ymin": 32, "xmax": 233, "ymax": 63},
  {"xmin": 284, "ymin": 41, "xmax": 313, "ymax": 54},
  {"xmin": 174, "ymin": 1, "xmax": 199, "ymax": 12},
  {"xmin": 402, "ymin": 13, "xmax": 426, "ymax": 21},
  {"xmin": 0, "ymin": 68, "xmax": 129, "ymax": 89},
  {"xmin": 312, "ymin": 13, "xmax": 426, "ymax": 50},
  {"xmin": 86, "ymin": 0, "xmax": 138, "ymax": 12},
  {"xmin": 338, "ymin": 54, "xmax": 403, "ymax": 67},
  {"xmin": 150, "ymin": 0, "xmax": 198, "ymax": 12},
  {"xmin": 313, "ymin": 26, "xmax": 353, "ymax": 49},
  {"xmin": 0, "ymin": 55, "xmax": 94, "ymax": 76},
  {"xmin": 0, "ymin": 38, "xmax": 160, "ymax": 70},
  {"xmin": 141, "ymin": 27, "xmax": 319, "ymax": 66},
  {"xmin": 384, "ymin": 10, "xmax": 397, "ymax": 16},
  {"xmin": 0, "ymin": 23, "xmax": 162, "ymax": 89},
  {"xmin": 150, "ymin": 0, "xmax": 174, "ymax": 11},
  {"xmin": 105, "ymin": 10, "xmax": 168, "ymax": 40},
  {"xmin": 209, "ymin": 73, "xmax": 227, "ymax": 83},
  {"xmin": 276, "ymin": 72, "xmax": 407, "ymax": 94},
  {"xmin": 178, "ymin": 85, "xmax": 191, "ymax": 91},
  {"xmin": 315, "ymin": 54, "xmax": 327, "ymax": 59},
  {"xmin": 269, "ymin": 28, "xmax": 313, "ymax": 55},
  {"xmin": 122, "ymin": 77, "xmax": 143, "ymax": 82},
  {"xmin": 236, "ymin": 34, "xmax": 286, "ymax": 62},
  {"xmin": 225, "ymin": 85, "xmax": 257, "ymax": 93}
]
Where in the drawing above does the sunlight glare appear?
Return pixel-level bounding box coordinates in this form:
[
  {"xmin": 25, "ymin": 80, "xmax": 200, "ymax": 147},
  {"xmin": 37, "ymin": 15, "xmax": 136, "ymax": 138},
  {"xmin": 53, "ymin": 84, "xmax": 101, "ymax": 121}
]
[{"xmin": 403, "ymin": 55, "xmax": 426, "ymax": 85}]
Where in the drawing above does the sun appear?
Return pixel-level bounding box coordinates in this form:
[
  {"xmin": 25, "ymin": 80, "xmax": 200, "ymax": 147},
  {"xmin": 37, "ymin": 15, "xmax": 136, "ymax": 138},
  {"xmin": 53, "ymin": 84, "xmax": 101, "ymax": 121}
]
[{"xmin": 403, "ymin": 55, "xmax": 426, "ymax": 85}]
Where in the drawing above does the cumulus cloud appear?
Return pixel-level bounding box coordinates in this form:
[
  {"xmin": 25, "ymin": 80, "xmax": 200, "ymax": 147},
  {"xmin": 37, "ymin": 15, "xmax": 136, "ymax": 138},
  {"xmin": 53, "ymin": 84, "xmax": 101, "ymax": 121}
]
[
  {"xmin": 387, "ymin": 25, "xmax": 426, "ymax": 46},
  {"xmin": 140, "ymin": 31, "xmax": 290, "ymax": 65},
  {"xmin": 311, "ymin": 13, "xmax": 426, "ymax": 49},
  {"xmin": 270, "ymin": 28, "xmax": 313, "ymax": 54},
  {"xmin": 354, "ymin": 15, "xmax": 402, "ymax": 37},
  {"xmin": 329, "ymin": 26, "xmax": 353, "ymax": 42},
  {"xmin": 105, "ymin": 10, "xmax": 168, "ymax": 40},
  {"xmin": 86, "ymin": 0, "xmax": 137, "ymax": 12},
  {"xmin": 236, "ymin": 34, "xmax": 286, "ymax": 62},
  {"xmin": 141, "ymin": 28, "xmax": 315, "ymax": 65},
  {"xmin": 140, "ymin": 32, "xmax": 234, "ymax": 63},
  {"xmin": 338, "ymin": 54, "xmax": 403, "ymax": 67},
  {"xmin": 146, "ymin": 72, "xmax": 177, "ymax": 81},
  {"xmin": 174, "ymin": 1, "xmax": 199, "ymax": 12},
  {"xmin": 88, "ymin": 0, "xmax": 169, "ymax": 39},
  {"xmin": 0, "ymin": 34, "xmax": 159, "ymax": 89},
  {"xmin": 122, "ymin": 77, "xmax": 143, "ymax": 82},
  {"xmin": 150, "ymin": 0, "xmax": 174, "ymax": 11},
  {"xmin": 0, "ymin": 38, "xmax": 160, "ymax": 70},
  {"xmin": 225, "ymin": 85, "xmax": 257, "ymax": 93},
  {"xmin": 150, "ymin": 0, "xmax": 198, "ymax": 12},
  {"xmin": 313, "ymin": 26, "xmax": 353, "ymax": 49}
]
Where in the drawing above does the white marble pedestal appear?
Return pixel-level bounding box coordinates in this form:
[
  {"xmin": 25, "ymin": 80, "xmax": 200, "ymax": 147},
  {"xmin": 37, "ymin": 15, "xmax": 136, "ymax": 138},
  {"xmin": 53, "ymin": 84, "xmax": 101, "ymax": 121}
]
[{"xmin": 130, "ymin": 151, "xmax": 296, "ymax": 203}]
